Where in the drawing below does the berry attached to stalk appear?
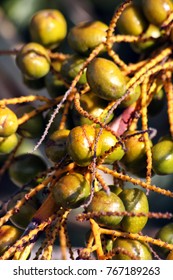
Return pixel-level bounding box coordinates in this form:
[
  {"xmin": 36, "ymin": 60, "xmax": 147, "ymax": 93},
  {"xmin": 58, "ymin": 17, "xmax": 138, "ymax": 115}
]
[
  {"xmin": 52, "ymin": 172, "xmax": 90, "ymax": 209},
  {"xmin": 87, "ymin": 190, "xmax": 125, "ymax": 229},
  {"xmin": 67, "ymin": 20, "xmax": 108, "ymax": 55},
  {"xmin": 119, "ymin": 188, "xmax": 149, "ymax": 233},
  {"xmin": 29, "ymin": 9, "xmax": 67, "ymax": 49},
  {"xmin": 86, "ymin": 57, "xmax": 126, "ymax": 101},
  {"xmin": 66, "ymin": 124, "xmax": 102, "ymax": 167},
  {"xmin": 142, "ymin": 0, "xmax": 173, "ymax": 26},
  {"xmin": 154, "ymin": 223, "xmax": 173, "ymax": 258},
  {"xmin": 97, "ymin": 128, "xmax": 125, "ymax": 164},
  {"xmin": 152, "ymin": 137, "xmax": 173, "ymax": 175},
  {"xmin": 16, "ymin": 42, "xmax": 50, "ymax": 79},
  {"xmin": 45, "ymin": 129, "xmax": 70, "ymax": 163},
  {"xmin": 0, "ymin": 225, "xmax": 21, "ymax": 256},
  {"xmin": 117, "ymin": 3, "xmax": 147, "ymax": 36},
  {"xmin": 0, "ymin": 133, "xmax": 18, "ymax": 154},
  {"xmin": 112, "ymin": 238, "xmax": 152, "ymax": 260},
  {"xmin": 0, "ymin": 106, "xmax": 18, "ymax": 137},
  {"xmin": 9, "ymin": 153, "xmax": 47, "ymax": 188},
  {"xmin": 15, "ymin": 105, "xmax": 45, "ymax": 139}
]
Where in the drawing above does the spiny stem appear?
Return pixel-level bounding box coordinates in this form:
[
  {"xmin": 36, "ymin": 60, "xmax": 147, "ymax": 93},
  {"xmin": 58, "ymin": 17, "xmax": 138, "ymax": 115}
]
[
  {"xmin": 90, "ymin": 218, "xmax": 104, "ymax": 259},
  {"xmin": 164, "ymin": 70, "xmax": 173, "ymax": 138},
  {"xmin": 100, "ymin": 227, "xmax": 173, "ymax": 251},
  {"xmin": 97, "ymin": 165, "xmax": 173, "ymax": 197},
  {"xmin": 77, "ymin": 210, "xmax": 173, "ymax": 222},
  {"xmin": 0, "ymin": 95, "xmax": 50, "ymax": 106},
  {"xmin": 140, "ymin": 78, "xmax": 152, "ymax": 187},
  {"xmin": 17, "ymin": 96, "xmax": 62, "ymax": 125},
  {"xmin": 106, "ymin": 0, "xmax": 132, "ymax": 70},
  {"xmin": 32, "ymin": 88, "xmax": 74, "ymax": 152}
]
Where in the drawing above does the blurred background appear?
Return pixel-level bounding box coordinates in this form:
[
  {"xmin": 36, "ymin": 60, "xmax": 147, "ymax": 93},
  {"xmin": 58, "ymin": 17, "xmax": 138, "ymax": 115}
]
[{"xmin": 0, "ymin": 0, "xmax": 173, "ymax": 259}]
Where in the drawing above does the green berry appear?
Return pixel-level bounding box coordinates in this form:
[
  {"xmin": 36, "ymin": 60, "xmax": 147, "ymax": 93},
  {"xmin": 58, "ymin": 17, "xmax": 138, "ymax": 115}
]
[
  {"xmin": 45, "ymin": 71, "xmax": 66, "ymax": 98},
  {"xmin": 67, "ymin": 20, "xmax": 108, "ymax": 55},
  {"xmin": 60, "ymin": 55, "xmax": 87, "ymax": 85},
  {"xmin": 0, "ymin": 133, "xmax": 18, "ymax": 154},
  {"xmin": 119, "ymin": 188, "xmax": 149, "ymax": 233},
  {"xmin": 9, "ymin": 153, "xmax": 47, "ymax": 187},
  {"xmin": 29, "ymin": 9, "xmax": 67, "ymax": 49},
  {"xmin": 155, "ymin": 223, "xmax": 173, "ymax": 258},
  {"xmin": 72, "ymin": 91, "xmax": 114, "ymax": 126},
  {"xmin": 132, "ymin": 24, "xmax": 161, "ymax": 53},
  {"xmin": 120, "ymin": 84, "xmax": 141, "ymax": 107},
  {"xmin": 97, "ymin": 128, "xmax": 125, "ymax": 164},
  {"xmin": 16, "ymin": 105, "xmax": 45, "ymax": 138},
  {"xmin": 117, "ymin": 3, "xmax": 147, "ymax": 36},
  {"xmin": 52, "ymin": 172, "xmax": 90, "ymax": 208},
  {"xmin": 16, "ymin": 42, "xmax": 50, "ymax": 79},
  {"xmin": 152, "ymin": 138, "xmax": 173, "ymax": 175},
  {"xmin": 142, "ymin": 0, "xmax": 173, "ymax": 26},
  {"xmin": 121, "ymin": 130, "xmax": 153, "ymax": 175},
  {"xmin": 45, "ymin": 129, "xmax": 70, "ymax": 163},
  {"xmin": 86, "ymin": 57, "xmax": 126, "ymax": 101},
  {"xmin": 0, "ymin": 106, "xmax": 18, "ymax": 137},
  {"xmin": 7, "ymin": 192, "xmax": 38, "ymax": 230},
  {"xmin": 66, "ymin": 124, "xmax": 101, "ymax": 166},
  {"xmin": 87, "ymin": 190, "xmax": 125, "ymax": 228},
  {"xmin": 112, "ymin": 238, "xmax": 152, "ymax": 260}
]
